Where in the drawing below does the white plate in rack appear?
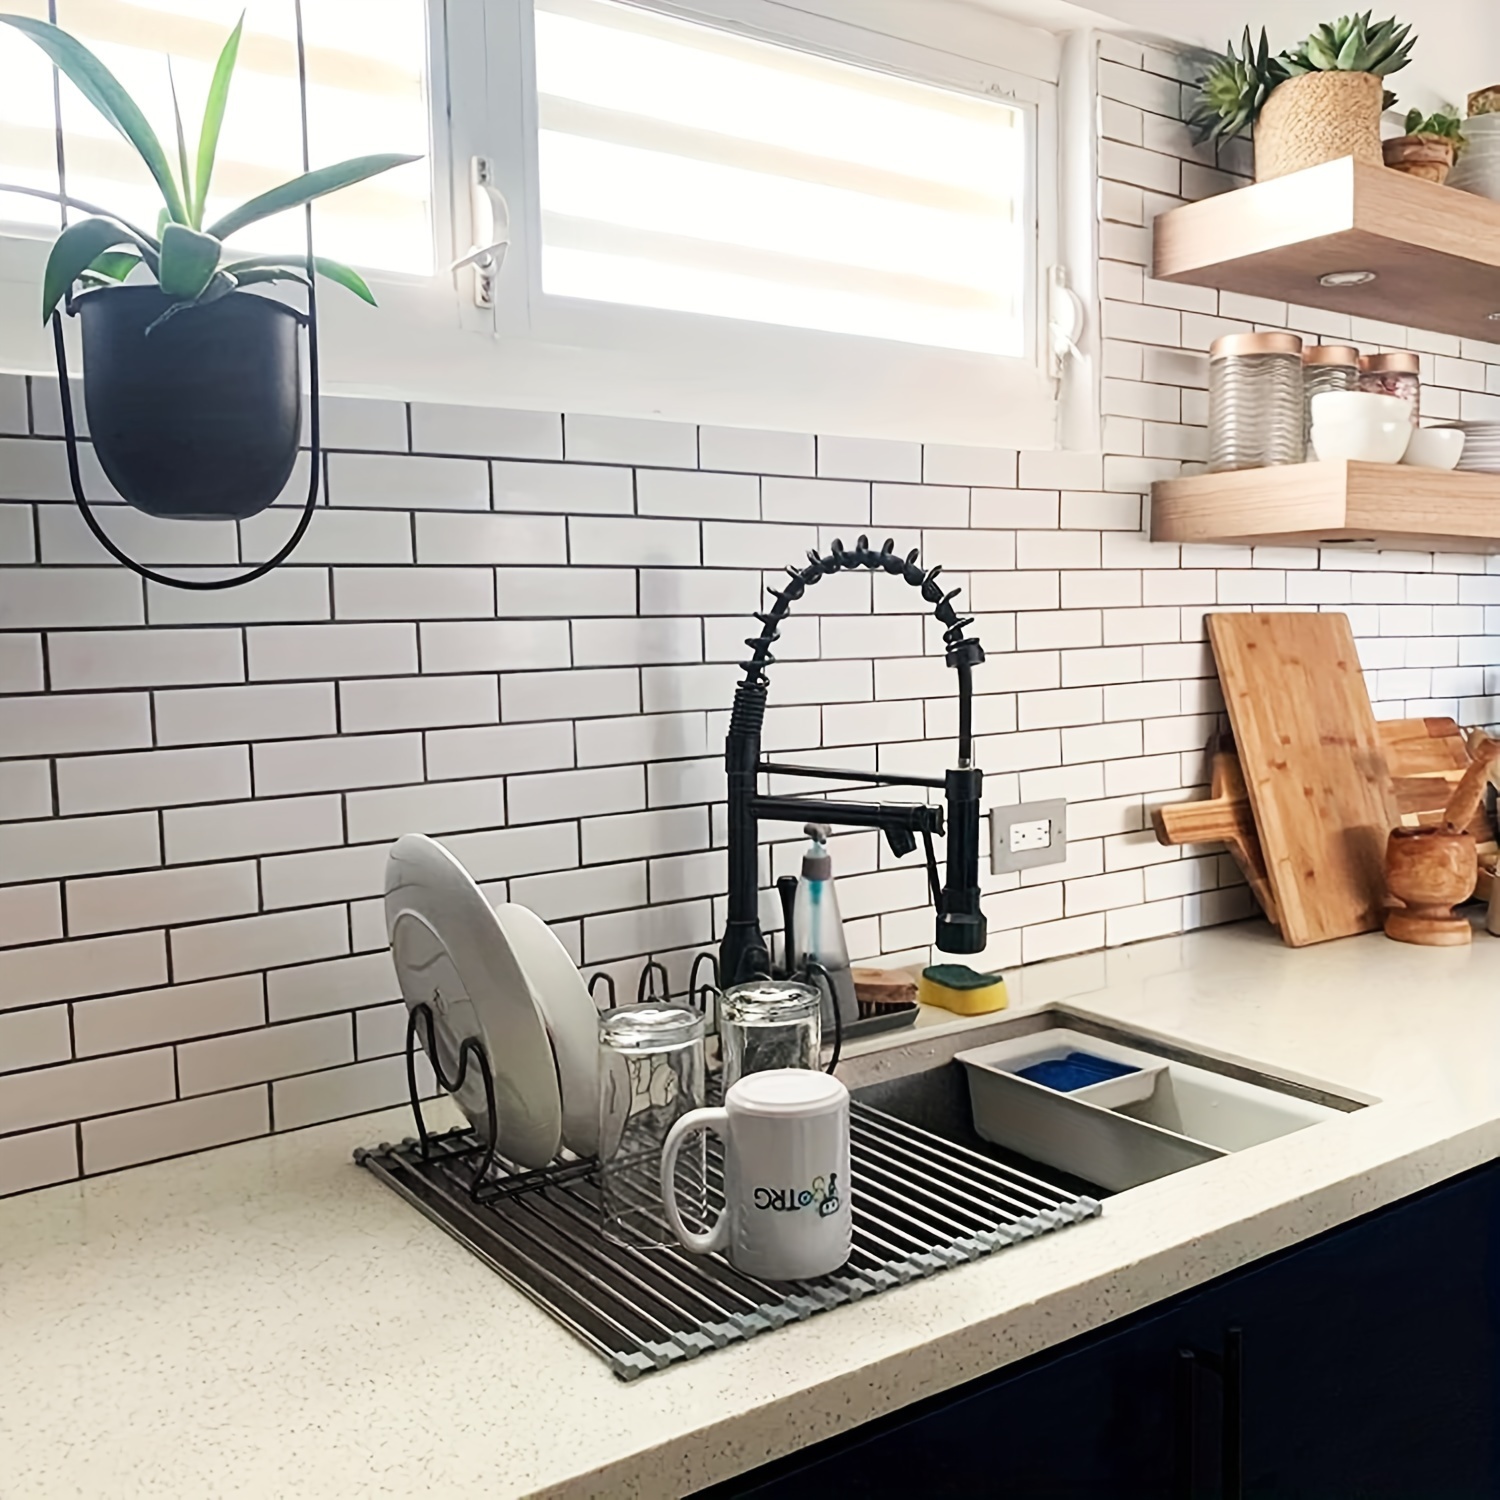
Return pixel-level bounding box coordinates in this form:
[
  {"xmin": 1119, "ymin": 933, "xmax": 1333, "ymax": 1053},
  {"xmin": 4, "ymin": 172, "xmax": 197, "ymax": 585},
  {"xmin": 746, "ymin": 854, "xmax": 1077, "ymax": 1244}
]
[{"xmin": 385, "ymin": 834, "xmax": 562, "ymax": 1168}]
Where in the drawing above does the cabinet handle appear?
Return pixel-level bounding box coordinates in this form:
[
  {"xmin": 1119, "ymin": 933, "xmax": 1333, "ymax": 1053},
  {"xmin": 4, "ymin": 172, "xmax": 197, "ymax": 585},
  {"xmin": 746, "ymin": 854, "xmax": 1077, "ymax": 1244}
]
[
  {"xmin": 1175, "ymin": 1327, "xmax": 1244, "ymax": 1500},
  {"xmin": 1175, "ymin": 1347, "xmax": 1200, "ymax": 1500},
  {"xmin": 1222, "ymin": 1327, "xmax": 1243, "ymax": 1500}
]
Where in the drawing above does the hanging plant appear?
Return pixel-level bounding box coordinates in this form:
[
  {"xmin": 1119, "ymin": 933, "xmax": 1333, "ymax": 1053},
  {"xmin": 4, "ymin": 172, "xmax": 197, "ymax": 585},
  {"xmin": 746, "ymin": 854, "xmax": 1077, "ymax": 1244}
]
[
  {"xmin": 1189, "ymin": 13, "xmax": 1416, "ymax": 182},
  {"xmin": 0, "ymin": 12, "xmax": 419, "ymax": 522}
]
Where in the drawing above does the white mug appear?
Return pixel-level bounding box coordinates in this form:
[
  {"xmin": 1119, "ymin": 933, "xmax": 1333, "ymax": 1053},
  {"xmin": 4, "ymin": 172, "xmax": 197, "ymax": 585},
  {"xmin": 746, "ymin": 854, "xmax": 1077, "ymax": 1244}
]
[{"xmin": 660, "ymin": 1069, "xmax": 851, "ymax": 1281}]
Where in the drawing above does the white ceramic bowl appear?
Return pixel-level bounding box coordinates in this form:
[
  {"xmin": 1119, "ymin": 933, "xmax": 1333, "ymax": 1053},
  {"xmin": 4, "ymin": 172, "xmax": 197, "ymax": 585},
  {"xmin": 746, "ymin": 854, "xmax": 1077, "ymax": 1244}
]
[
  {"xmin": 1310, "ymin": 390, "xmax": 1414, "ymax": 464},
  {"xmin": 1401, "ymin": 426, "xmax": 1466, "ymax": 470}
]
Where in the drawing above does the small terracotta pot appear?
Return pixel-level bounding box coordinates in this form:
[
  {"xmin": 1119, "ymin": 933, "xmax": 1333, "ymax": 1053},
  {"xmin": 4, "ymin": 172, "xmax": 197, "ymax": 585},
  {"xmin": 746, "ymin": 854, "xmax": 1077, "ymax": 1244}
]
[
  {"xmin": 1254, "ymin": 70, "xmax": 1385, "ymax": 181},
  {"xmin": 1383, "ymin": 133, "xmax": 1456, "ymax": 184},
  {"xmin": 1384, "ymin": 826, "xmax": 1476, "ymax": 946}
]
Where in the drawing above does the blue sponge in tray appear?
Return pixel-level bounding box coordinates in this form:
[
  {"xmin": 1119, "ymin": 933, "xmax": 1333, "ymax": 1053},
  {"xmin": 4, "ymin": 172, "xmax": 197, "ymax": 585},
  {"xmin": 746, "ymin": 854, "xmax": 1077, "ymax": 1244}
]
[{"xmin": 1016, "ymin": 1052, "xmax": 1139, "ymax": 1093}]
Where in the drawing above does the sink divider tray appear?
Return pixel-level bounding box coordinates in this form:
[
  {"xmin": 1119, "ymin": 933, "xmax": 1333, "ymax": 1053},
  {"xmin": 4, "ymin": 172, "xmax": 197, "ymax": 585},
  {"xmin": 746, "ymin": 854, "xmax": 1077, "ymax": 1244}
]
[{"xmin": 355, "ymin": 1102, "xmax": 1101, "ymax": 1380}]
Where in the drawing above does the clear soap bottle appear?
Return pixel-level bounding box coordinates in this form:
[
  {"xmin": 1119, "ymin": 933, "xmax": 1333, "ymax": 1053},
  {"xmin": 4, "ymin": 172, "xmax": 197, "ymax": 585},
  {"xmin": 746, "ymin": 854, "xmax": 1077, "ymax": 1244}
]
[{"xmin": 792, "ymin": 824, "xmax": 859, "ymax": 1033}]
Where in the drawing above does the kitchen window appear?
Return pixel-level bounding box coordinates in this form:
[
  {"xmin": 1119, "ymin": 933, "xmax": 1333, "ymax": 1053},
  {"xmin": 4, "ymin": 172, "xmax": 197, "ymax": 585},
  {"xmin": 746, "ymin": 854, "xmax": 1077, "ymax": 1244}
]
[{"xmin": 0, "ymin": 0, "xmax": 1075, "ymax": 447}]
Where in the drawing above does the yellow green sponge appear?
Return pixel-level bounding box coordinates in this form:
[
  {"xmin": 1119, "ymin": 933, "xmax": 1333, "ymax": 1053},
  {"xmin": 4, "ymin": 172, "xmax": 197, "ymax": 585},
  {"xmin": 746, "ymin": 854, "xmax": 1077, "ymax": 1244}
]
[{"xmin": 918, "ymin": 964, "xmax": 1009, "ymax": 1016}]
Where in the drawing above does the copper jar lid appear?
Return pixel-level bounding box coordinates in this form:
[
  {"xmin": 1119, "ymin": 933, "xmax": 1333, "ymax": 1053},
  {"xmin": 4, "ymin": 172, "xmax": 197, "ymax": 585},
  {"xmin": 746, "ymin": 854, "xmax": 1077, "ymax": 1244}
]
[
  {"xmin": 1210, "ymin": 332, "xmax": 1303, "ymax": 359},
  {"xmin": 1303, "ymin": 344, "xmax": 1361, "ymax": 366},
  {"xmin": 1359, "ymin": 351, "xmax": 1421, "ymax": 374}
]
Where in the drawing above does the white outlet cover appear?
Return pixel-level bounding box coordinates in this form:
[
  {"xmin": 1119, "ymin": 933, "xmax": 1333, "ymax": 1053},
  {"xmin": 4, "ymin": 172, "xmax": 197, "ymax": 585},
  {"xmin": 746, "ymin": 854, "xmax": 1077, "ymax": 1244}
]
[{"xmin": 991, "ymin": 799, "xmax": 1068, "ymax": 874}]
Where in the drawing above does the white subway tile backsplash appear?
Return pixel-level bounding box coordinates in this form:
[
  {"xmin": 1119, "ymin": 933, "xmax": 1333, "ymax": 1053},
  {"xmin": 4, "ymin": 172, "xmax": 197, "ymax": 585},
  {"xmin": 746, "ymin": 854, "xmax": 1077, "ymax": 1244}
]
[
  {"xmin": 165, "ymin": 793, "xmax": 343, "ymax": 865},
  {"xmin": 0, "ymin": 761, "xmax": 53, "ymax": 824},
  {"xmin": 145, "ymin": 568, "xmax": 329, "ymax": 626},
  {"xmin": 490, "ymin": 460, "xmax": 632, "ymax": 516},
  {"xmin": 0, "ymin": 1005, "xmax": 70, "ymax": 1074},
  {"xmin": 157, "ymin": 681, "xmax": 338, "ymax": 748},
  {"xmin": 1, "ymin": 931, "xmax": 166, "ymax": 1011},
  {"xmin": 0, "ymin": 567, "xmax": 143, "ymax": 629},
  {"xmin": 506, "ymin": 764, "xmax": 644, "ymax": 825},
  {"xmin": 340, "ymin": 674, "xmax": 498, "ymax": 733},
  {"xmin": 0, "ymin": 882, "xmax": 62, "ymax": 948},
  {"xmin": 637, "ymin": 469, "xmax": 758, "ymax": 520},
  {"xmin": 48, "ymin": 628, "xmax": 242, "ymax": 690},
  {"xmin": 496, "ymin": 565, "xmax": 637, "ymax": 618},
  {"xmin": 414, "ymin": 512, "xmax": 567, "ymax": 567},
  {"xmin": 179, "ymin": 1014, "xmax": 352, "ymax": 1096},
  {"xmin": 569, "ymin": 515, "xmax": 699, "ymax": 567},
  {"xmin": 565, "ymin": 414, "xmax": 697, "ymax": 468},
  {"xmin": 82, "ymin": 1086, "xmax": 270, "ymax": 1175},
  {"xmin": 334, "ymin": 565, "xmax": 494, "ymax": 620},
  {"xmin": 67, "ymin": 861, "xmax": 258, "ymax": 936},
  {"xmin": 816, "ymin": 435, "xmax": 921, "ymax": 482},
  {"xmin": 309, "ymin": 395, "xmax": 407, "ymax": 452},
  {"xmin": 346, "ymin": 777, "xmax": 503, "ymax": 844},
  {"xmin": 243, "ymin": 508, "xmax": 415, "ymax": 566},
  {"xmin": 0, "ymin": 813, "xmax": 160, "ymax": 886},
  {"xmin": 0, "ymin": 1048, "xmax": 175, "ymax": 1135},
  {"xmin": 410, "ymin": 402, "xmax": 562, "ymax": 460},
  {"xmin": 420, "ymin": 620, "xmax": 571, "ymax": 675},
  {"xmin": 272, "ymin": 1054, "xmax": 432, "ymax": 1132},
  {"xmin": 501, "ymin": 666, "xmax": 638, "ymax": 722},
  {"xmin": 253, "ymin": 732, "xmax": 423, "ymax": 797},
  {"xmin": 0, "ymin": 633, "xmax": 43, "ymax": 693},
  {"xmin": 57, "ymin": 745, "xmax": 250, "ymax": 815},
  {"xmin": 0, "ymin": 1125, "xmax": 77, "ymax": 1197},
  {"xmin": 699, "ymin": 426, "xmax": 814, "ymax": 476},
  {"xmin": 37, "ymin": 504, "xmax": 238, "ymax": 566},
  {"xmin": 75, "ymin": 974, "xmax": 264, "ymax": 1056},
  {"xmin": 762, "ymin": 477, "xmax": 870, "ymax": 525},
  {"xmin": 261, "ymin": 843, "xmax": 388, "ymax": 909},
  {"xmin": 425, "ymin": 721, "xmax": 573, "ymax": 782},
  {"xmin": 0, "ymin": 690, "xmax": 151, "ymax": 758},
  {"xmin": 327, "ymin": 452, "xmax": 489, "ymax": 510},
  {"xmin": 172, "ymin": 905, "xmax": 349, "ymax": 983},
  {"xmin": 267, "ymin": 951, "xmax": 401, "ymax": 1022}
]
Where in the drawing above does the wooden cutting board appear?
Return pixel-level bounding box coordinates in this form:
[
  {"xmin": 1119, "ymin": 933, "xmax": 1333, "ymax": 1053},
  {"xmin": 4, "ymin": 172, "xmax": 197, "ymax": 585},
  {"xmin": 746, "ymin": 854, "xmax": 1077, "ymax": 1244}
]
[
  {"xmin": 1153, "ymin": 717, "xmax": 1488, "ymax": 933},
  {"xmin": 1207, "ymin": 612, "xmax": 1400, "ymax": 947}
]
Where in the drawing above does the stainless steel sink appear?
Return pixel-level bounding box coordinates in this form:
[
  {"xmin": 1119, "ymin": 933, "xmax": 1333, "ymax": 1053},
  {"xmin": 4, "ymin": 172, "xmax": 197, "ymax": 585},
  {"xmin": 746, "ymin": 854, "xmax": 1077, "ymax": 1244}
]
[{"xmin": 841, "ymin": 1008, "xmax": 1368, "ymax": 1197}]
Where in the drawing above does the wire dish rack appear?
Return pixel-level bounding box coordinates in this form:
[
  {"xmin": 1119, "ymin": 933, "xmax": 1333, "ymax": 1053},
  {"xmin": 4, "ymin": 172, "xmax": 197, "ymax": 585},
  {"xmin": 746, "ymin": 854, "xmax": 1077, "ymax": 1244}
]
[{"xmin": 356, "ymin": 960, "xmax": 1103, "ymax": 1380}]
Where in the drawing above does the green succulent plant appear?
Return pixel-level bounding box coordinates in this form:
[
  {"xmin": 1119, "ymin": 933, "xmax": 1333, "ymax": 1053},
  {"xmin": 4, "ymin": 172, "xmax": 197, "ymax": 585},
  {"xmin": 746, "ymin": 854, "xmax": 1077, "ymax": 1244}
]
[
  {"xmin": 1188, "ymin": 26, "xmax": 1287, "ymax": 144},
  {"xmin": 1280, "ymin": 13, "xmax": 1415, "ymax": 79},
  {"xmin": 0, "ymin": 12, "xmax": 420, "ymax": 326},
  {"xmin": 1404, "ymin": 107, "xmax": 1466, "ymax": 154}
]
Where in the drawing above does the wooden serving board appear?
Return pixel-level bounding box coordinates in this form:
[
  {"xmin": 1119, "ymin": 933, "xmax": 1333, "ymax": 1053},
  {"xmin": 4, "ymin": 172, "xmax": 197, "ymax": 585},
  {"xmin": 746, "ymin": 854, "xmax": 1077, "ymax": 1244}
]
[
  {"xmin": 1154, "ymin": 717, "xmax": 1488, "ymax": 933},
  {"xmin": 1207, "ymin": 612, "xmax": 1400, "ymax": 947}
]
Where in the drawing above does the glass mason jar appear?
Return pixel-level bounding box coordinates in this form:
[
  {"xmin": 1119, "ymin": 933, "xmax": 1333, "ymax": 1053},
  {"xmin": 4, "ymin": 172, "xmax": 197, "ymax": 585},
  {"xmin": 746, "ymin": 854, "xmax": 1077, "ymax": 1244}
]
[
  {"xmin": 1208, "ymin": 332, "xmax": 1306, "ymax": 473},
  {"xmin": 597, "ymin": 1003, "xmax": 706, "ymax": 1249},
  {"xmin": 1358, "ymin": 351, "xmax": 1421, "ymax": 411},
  {"xmin": 1303, "ymin": 344, "xmax": 1361, "ymax": 454},
  {"xmin": 718, "ymin": 979, "xmax": 822, "ymax": 1091}
]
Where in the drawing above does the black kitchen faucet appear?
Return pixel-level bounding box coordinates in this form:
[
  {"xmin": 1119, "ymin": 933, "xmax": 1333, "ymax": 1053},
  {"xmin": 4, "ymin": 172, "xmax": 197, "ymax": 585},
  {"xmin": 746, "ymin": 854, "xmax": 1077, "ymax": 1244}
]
[{"xmin": 719, "ymin": 535, "xmax": 988, "ymax": 985}]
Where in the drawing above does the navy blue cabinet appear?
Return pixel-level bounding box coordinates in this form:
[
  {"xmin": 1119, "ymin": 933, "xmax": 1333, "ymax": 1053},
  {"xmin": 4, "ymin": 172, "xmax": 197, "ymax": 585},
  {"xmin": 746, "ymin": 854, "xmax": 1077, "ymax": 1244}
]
[{"xmin": 708, "ymin": 1160, "xmax": 1500, "ymax": 1498}]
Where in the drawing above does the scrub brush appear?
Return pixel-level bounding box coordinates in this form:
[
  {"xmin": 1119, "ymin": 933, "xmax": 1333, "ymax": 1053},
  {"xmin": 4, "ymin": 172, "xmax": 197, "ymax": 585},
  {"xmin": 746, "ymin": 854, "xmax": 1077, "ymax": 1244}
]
[{"xmin": 918, "ymin": 964, "xmax": 1008, "ymax": 1016}]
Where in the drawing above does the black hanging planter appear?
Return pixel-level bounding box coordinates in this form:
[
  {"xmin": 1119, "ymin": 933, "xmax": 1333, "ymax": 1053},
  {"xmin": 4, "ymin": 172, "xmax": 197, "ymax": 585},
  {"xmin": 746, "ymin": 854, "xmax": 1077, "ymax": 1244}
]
[{"xmin": 73, "ymin": 285, "xmax": 304, "ymax": 521}]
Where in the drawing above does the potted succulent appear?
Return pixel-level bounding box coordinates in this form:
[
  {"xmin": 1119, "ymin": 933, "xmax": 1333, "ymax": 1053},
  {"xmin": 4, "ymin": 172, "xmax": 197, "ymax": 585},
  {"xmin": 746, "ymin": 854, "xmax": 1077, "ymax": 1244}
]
[
  {"xmin": 0, "ymin": 13, "xmax": 418, "ymax": 521},
  {"xmin": 1383, "ymin": 109, "xmax": 1465, "ymax": 182},
  {"xmin": 1190, "ymin": 13, "xmax": 1415, "ymax": 182}
]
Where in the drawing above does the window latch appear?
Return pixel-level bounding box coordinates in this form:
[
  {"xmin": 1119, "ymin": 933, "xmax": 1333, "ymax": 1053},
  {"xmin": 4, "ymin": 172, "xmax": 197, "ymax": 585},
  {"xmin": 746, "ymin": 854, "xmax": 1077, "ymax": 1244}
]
[
  {"xmin": 1047, "ymin": 265, "xmax": 1085, "ymax": 378},
  {"xmin": 451, "ymin": 155, "xmax": 510, "ymax": 307}
]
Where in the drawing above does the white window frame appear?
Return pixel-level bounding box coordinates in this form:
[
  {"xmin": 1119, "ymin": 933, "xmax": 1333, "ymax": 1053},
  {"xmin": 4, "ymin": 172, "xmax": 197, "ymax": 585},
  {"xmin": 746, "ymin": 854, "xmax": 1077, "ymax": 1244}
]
[
  {"xmin": 462, "ymin": 0, "xmax": 1068, "ymax": 447},
  {"xmin": 0, "ymin": 0, "xmax": 1089, "ymax": 451}
]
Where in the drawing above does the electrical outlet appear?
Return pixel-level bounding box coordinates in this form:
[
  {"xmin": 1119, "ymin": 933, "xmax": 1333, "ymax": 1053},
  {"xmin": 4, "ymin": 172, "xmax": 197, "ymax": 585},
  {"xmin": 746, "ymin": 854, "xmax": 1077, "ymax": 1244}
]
[{"xmin": 990, "ymin": 799, "xmax": 1068, "ymax": 873}]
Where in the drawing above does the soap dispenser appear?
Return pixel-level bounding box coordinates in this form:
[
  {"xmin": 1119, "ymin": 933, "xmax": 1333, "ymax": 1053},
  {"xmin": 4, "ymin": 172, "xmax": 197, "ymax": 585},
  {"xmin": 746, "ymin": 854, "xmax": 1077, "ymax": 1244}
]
[{"xmin": 792, "ymin": 824, "xmax": 859, "ymax": 1032}]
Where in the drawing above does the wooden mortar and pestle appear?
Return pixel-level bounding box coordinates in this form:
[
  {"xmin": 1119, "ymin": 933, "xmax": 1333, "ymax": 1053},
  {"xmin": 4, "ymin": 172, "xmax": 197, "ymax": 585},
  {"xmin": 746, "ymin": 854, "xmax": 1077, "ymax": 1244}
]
[{"xmin": 1384, "ymin": 734, "xmax": 1500, "ymax": 946}]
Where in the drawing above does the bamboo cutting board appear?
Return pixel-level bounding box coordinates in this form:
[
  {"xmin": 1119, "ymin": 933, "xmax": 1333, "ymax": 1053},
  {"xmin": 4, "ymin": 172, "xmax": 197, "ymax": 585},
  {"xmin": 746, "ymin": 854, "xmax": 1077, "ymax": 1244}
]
[{"xmin": 1207, "ymin": 612, "xmax": 1399, "ymax": 947}]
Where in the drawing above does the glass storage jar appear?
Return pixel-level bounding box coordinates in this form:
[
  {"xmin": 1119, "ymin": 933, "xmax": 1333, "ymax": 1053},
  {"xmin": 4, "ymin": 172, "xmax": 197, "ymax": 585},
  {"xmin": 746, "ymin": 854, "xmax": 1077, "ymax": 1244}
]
[
  {"xmin": 1359, "ymin": 351, "xmax": 1421, "ymax": 411},
  {"xmin": 1208, "ymin": 332, "xmax": 1306, "ymax": 472},
  {"xmin": 1303, "ymin": 344, "xmax": 1361, "ymax": 453}
]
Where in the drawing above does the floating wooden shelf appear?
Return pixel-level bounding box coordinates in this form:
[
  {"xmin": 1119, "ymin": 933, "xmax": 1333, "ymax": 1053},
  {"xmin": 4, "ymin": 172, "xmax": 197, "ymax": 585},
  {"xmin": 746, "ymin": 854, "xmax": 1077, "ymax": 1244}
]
[
  {"xmin": 1153, "ymin": 157, "xmax": 1500, "ymax": 341},
  {"xmin": 1150, "ymin": 461, "xmax": 1500, "ymax": 553}
]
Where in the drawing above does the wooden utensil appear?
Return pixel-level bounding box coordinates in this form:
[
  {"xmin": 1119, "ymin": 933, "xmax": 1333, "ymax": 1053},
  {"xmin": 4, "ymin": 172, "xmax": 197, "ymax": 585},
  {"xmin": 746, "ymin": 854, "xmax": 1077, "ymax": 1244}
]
[
  {"xmin": 1382, "ymin": 735, "xmax": 1500, "ymax": 946},
  {"xmin": 851, "ymin": 967, "xmax": 918, "ymax": 1013},
  {"xmin": 1207, "ymin": 612, "xmax": 1400, "ymax": 947}
]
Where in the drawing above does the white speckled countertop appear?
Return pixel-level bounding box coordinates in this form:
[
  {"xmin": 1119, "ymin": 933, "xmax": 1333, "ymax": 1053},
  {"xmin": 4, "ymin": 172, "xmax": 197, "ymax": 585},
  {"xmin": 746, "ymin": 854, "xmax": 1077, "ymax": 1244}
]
[{"xmin": 5, "ymin": 918, "xmax": 1500, "ymax": 1499}]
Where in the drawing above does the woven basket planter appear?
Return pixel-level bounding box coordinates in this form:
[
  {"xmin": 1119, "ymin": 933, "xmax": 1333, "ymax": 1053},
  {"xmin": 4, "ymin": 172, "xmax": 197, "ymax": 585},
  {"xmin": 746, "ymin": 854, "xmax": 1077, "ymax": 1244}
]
[
  {"xmin": 1254, "ymin": 70, "xmax": 1385, "ymax": 181},
  {"xmin": 1382, "ymin": 133, "xmax": 1457, "ymax": 184}
]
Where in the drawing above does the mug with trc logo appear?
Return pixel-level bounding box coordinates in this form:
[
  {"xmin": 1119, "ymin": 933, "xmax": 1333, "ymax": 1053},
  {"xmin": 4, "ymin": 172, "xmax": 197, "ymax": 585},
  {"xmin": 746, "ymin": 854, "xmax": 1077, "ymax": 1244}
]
[{"xmin": 660, "ymin": 1068, "xmax": 852, "ymax": 1281}]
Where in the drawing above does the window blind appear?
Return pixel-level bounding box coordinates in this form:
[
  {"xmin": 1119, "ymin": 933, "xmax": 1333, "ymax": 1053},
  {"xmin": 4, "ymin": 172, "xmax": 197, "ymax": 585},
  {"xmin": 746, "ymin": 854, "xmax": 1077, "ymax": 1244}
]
[
  {"xmin": 0, "ymin": 0, "xmax": 433, "ymax": 274},
  {"xmin": 533, "ymin": 0, "xmax": 1027, "ymax": 354}
]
